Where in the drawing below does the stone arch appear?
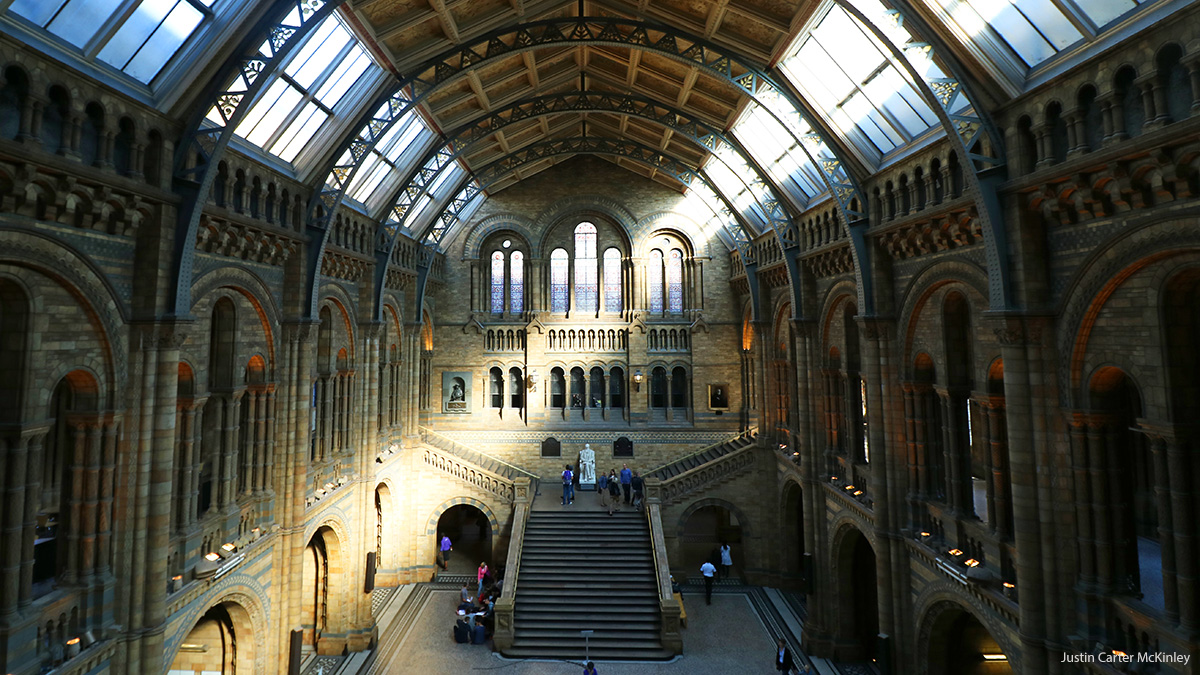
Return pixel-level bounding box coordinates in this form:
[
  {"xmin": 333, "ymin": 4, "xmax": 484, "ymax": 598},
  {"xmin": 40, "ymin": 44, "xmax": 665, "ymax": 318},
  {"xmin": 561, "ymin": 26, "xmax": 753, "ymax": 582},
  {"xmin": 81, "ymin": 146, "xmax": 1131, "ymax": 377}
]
[
  {"xmin": 0, "ymin": 230, "xmax": 128, "ymax": 398},
  {"xmin": 1056, "ymin": 211, "xmax": 1200, "ymax": 403},
  {"xmin": 463, "ymin": 214, "xmax": 538, "ymax": 258},
  {"xmin": 829, "ymin": 520, "xmax": 878, "ymax": 662},
  {"xmin": 425, "ymin": 497, "xmax": 500, "ymax": 536},
  {"xmin": 303, "ymin": 521, "xmax": 348, "ymax": 649},
  {"xmin": 674, "ymin": 497, "xmax": 752, "ymax": 539},
  {"xmin": 913, "ymin": 593, "xmax": 1018, "ymax": 675},
  {"xmin": 427, "ymin": 497, "xmax": 501, "ymax": 573},
  {"xmin": 167, "ymin": 590, "xmax": 268, "ymax": 675},
  {"xmin": 779, "ymin": 477, "xmax": 806, "ymax": 588},
  {"xmin": 165, "ymin": 579, "xmax": 271, "ymax": 674},
  {"xmin": 633, "ymin": 211, "xmax": 712, "ymax": 257}
]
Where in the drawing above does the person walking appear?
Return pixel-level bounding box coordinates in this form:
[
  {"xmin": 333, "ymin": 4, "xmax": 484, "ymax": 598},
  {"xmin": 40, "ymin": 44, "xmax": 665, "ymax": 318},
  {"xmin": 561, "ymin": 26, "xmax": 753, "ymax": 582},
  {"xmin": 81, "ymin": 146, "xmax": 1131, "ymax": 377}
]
[
  {"xmin": 561, "ymin": 464, "xmax": 574, "ymax": 505},
  {"xmin": 476, "ymin": 562, "xmax": 488, "ymax": 596},
  {"xmin": 775, "ymin": 638, "xmax": 795, "ymax": 673},
  {"xmin": 620, "ymin": 464, "xmax": 632, "ymax": 504},
  {"xmin": 719, "ymin": 541, "xmax": 733, "ymax": 580},
  {"xmin": 606, "ymin": 472, "xmax": 622, "ymax": 515},
  {"xmin": 700, "ymin": 559, "xmax": 717, "ymax": 605},
  {"xmin": 597, "ymin": 471, "xmax": 609, "ymax": 509},
  {"xmin": 439, "ymin": 533, "xmax": 452, "ymax": 570},
  {"xmin": 631, "ymin": 469, "xmax": 644, "ymax": 511}
]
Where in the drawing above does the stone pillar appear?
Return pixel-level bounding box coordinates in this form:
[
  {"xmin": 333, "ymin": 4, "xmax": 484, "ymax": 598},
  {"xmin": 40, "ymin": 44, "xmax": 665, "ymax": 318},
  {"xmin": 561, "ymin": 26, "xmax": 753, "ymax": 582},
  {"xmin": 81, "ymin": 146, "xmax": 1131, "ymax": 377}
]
[
  {"xmin": 97, "ymin": 420, "xmax": 118, "ymax": 577},
  {"xmin": 1, "ymin": 435, "xmax": 25, "ymax": 615}
]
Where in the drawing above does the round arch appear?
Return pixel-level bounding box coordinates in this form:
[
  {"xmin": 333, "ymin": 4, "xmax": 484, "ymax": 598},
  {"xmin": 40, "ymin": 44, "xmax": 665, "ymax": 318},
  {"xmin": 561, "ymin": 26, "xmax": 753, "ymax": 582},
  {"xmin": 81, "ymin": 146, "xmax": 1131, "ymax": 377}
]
[
  {"xmin": 915, "ymin": 596, "xmax": 1016, "ymax": 675},
  {"xmin": 165, "ymin": 586, "xmax": 269, "ymax": 675}
]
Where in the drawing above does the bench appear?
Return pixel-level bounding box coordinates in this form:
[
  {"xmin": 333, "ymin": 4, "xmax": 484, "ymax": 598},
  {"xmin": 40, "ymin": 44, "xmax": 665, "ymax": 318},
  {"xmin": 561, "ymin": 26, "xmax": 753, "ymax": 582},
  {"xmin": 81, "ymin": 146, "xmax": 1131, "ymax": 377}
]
[{"xmin": 673, "ymin": 591, "xmax": 687, "ymax": 628}]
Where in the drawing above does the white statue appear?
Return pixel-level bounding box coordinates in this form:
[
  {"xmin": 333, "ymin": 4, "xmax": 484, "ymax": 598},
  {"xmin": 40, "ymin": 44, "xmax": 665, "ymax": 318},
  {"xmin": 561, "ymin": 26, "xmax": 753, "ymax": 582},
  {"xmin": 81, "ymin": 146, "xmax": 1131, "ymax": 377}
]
[{"xmin": 579, "ymin": 444, "xmax": 596, "ymax": 484}]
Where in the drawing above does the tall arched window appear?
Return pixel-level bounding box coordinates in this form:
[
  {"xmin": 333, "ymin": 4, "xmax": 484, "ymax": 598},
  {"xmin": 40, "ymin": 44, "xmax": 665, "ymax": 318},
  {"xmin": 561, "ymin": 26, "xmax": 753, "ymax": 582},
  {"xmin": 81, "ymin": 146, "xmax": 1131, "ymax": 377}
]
[
  {"xmin": 671, "ymin": 367, "xmax": 688, "ymax": 407},
  {"xmin": 489, "ymin": 367, "xmax": 503, "ymax": 408},
  {"xmin": 509, "ymin": 367, "xmax": 524, "ymax": 409},
  {"xmin": 570, "ymin": 367, "xmax": 586, "ymax": 409},
  {"xmin": 550, "ymin": 248, "xmax": 569, "ymax": 312},
  {"xmin": 589, "ymin": 367, "xmax": 606, "ymax": 408},
  {"xmin": 550, "ymin": 367, "xmax": 565, "ymax": 408},
  {"xmin": 490, "ymin": 251, "xmax": 504, "ymax": 314},
  {"xmin": 574, "ymin": 223, "xmax": 598, "ymax": 312},
  {"xmin": 610, "ymin": 367, "xmax": 625, "ymax": 409},
  {"xmin": 509, "ymin": 251, "xmax": 524, "ymax": 313},
  {"xmin": 667, "ymin": 248, "xmax": 683, "ymax": 313},
  {"xmin": 651, "ymin": 367, "xmax": 668, "ymax": 408},
  {"xmin": 603, "ymin": 248, "xmax": 622, "ymax": 312},
  {"xmin": 648, "ymin": 249, "xmax": 664, "ymax": 313}
]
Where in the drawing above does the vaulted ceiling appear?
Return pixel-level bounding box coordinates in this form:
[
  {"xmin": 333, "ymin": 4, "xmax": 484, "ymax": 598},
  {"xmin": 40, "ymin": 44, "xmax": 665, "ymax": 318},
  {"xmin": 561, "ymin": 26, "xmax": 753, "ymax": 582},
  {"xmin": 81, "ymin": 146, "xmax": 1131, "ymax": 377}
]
[{"xmin": 346, "ymin": 0, "xmax": 814, "ymax": 193}]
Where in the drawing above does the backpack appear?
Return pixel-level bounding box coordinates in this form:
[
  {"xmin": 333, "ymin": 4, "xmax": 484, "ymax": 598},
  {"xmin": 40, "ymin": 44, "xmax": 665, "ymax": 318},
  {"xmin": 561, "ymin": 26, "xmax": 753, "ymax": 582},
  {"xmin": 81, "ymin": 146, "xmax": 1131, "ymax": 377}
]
[{"xmin": 562, "ymin": 470, "xmax": 572, "ymax": 485}]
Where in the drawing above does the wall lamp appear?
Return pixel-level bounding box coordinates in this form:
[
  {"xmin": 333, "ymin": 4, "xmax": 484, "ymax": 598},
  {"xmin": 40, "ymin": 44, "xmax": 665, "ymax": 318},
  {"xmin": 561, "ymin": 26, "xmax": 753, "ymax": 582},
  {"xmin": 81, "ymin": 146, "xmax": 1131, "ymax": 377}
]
[{"xmin": 632, "ymin": 371, "xmax": 644, "ymax": 391}]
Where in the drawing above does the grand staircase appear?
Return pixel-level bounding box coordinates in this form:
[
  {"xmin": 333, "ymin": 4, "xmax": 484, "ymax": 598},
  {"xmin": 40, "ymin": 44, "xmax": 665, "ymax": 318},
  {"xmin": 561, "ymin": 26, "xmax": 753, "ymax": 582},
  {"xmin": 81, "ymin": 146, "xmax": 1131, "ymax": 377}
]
[{"xmin": 505, "ymin": 510, "xmax": 673, "ymax": 660}]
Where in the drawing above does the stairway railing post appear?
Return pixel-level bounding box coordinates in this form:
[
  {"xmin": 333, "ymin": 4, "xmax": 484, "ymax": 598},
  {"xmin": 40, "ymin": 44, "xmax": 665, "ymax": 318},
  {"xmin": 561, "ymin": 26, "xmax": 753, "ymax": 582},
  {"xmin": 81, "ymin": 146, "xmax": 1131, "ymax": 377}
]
[
  {"xmin": 494, "ymin": 477, "xmax": 532, "ymax": 652},
  {"xmin": 644, "ymin": 477, "xmax": 683, "ymax": 655}
]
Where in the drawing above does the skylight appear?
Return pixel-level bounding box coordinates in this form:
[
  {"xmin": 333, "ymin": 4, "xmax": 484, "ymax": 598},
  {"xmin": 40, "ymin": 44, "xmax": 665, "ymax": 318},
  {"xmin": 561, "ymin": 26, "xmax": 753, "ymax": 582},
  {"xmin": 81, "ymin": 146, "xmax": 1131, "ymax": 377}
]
[
  {"xmin": 780, "ymin": 1, "xmax": 939, "ymax": 161},
  {"xmin": 347, "ymin": 110, "xmax": 431, "ymax": 207},
  {"xmin": 225, "ymin": 12, "xmax": 377, "ymax": 164},
  {"xmin": 926, "ymin": 0, "xmax": 1154, "ymax": 71},
  {"xmin": 10, "ymin": 0, "xmax": 217, "ymax": 85},
  {"xmin": 733, "ymin": 105, "xmax": 824, "ymax": 204}
]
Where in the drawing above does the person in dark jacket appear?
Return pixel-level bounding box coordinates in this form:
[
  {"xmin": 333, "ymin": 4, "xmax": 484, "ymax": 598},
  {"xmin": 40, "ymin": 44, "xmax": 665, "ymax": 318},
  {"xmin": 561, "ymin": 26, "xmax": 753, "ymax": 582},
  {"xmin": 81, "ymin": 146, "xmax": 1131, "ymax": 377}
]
[{"xmin": 775, "ymin": 638, "xmax": 795, "ymax": 673}]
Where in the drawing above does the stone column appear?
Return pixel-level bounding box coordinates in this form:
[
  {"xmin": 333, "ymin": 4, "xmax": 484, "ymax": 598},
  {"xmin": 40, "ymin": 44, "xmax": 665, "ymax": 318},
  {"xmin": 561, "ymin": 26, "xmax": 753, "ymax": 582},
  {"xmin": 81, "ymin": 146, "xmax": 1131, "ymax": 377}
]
[
  {"xmin": 97, "ymin": 420, "xmax": 118, "ymax": 577},
  {"xmin": 2, "ymin": 435, "xmax": 26, "ymax": 615}
]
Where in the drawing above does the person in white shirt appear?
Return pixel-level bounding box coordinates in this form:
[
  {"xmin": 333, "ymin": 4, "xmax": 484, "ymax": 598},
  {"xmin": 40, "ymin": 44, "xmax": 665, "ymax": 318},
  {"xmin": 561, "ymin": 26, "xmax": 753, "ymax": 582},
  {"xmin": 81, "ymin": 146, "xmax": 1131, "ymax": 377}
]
[
  {"xmin": 700, "ymin": 560, "xmax": 717, "ymax": 605},
  {"xmin": 719, "ymin": 541, "xmax": 733, "ymax": 580}
]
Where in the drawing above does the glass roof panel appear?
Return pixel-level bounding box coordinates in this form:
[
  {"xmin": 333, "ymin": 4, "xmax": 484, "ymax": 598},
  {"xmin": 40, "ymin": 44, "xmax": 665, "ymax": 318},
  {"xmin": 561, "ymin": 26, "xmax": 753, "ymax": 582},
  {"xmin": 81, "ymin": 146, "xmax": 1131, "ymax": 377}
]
[
  {"xmin": 780, "ymin": 2, "xmax": 938, "ymax": 162},
  {"xmin": 12, "ymin": 0, "xmax": 216, "ymax": 85}
]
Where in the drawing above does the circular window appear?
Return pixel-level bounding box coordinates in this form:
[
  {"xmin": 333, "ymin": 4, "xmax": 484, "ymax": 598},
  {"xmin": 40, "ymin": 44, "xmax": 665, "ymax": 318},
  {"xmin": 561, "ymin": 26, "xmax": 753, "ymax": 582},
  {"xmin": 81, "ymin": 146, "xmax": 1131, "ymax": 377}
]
[{"xmin": 502, "ymin": 239, "xmax": 512, "ymax": 248}]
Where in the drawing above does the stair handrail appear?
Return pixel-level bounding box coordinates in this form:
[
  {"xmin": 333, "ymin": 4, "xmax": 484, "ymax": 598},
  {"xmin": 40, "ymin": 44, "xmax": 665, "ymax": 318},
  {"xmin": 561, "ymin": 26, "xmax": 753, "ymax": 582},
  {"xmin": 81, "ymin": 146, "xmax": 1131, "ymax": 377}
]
[
  {"xmin": 421, "ymin": 445, "xmax": 516, "ymax": 502},
  {"xmin": 645, "ymin": 426, "xmax": 758, "ymax": 478},
  {"xmin": 493, "ymin": 477, "xmax": 533, "ymax": 652},
  {"xmin": 643, "ymin": 476, "xmax": 683, "ymax": 655},
  {"xmin": 657, "ymin": 441, "xmax": 758, "ymax": 506},
  {"xmin": 419, "ymin": 426, "xmax": 542, "ymax": 495}
]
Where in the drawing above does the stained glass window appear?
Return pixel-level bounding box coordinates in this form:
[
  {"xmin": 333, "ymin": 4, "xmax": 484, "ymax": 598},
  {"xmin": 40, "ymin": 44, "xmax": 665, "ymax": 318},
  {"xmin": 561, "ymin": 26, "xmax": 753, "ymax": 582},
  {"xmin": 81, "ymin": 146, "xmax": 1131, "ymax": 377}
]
[
  {"xmin": 509, "ymin": 251, "xmax": 524, "ymax": 313},
  {"xmin": 648, "ymin": 250, "xmax": 664, "ymax": 314},
  {"xmin": 550, "ymin": 248, "xmax": 569, "ymax": 313},
  {"xmin": 490, "ymin": 251, "xmax": 504, "ymax": 313},
  {"xmin": 667, "ymin": 249, "xmax": 684, "ymax": 313},
  {"xmin": 603, "ymin": 248, "xmax": 622, "ymax": 312},
  {"xmin": 574, "ymin": 223, "xmax": 598, "ymax": 312}
]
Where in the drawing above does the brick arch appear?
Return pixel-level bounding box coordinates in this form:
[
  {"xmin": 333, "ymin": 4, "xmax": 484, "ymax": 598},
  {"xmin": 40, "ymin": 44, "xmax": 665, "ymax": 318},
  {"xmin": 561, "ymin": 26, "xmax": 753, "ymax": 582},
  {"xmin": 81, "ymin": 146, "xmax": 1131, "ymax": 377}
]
[
  {"xmin": 463, "ymin": 214, "xmax": 538, "ymax": 258},
  {"xmin": 912, "ymin": 590, "xmax": 1020, "ymax": 675},
  {"xmin": 191, "ymin": 280, "xmax": 280, "ymax": 374},
  {"xmin": 636, "ymin": 224, "xmax": 699, "ymax": 259},
  {"xmin": 166, "ymin": 580, "xmax": 271, "ymax": 675},
  {"xmin": 318, "ymin": 293, "xmax": 357, "ymax": 362},
  {"xmin": 532, "ymin": 195, "xmax": 638, "ymax": 251},
  {"xmin": 0, "ymin": 230, "xmax": 128, "ymax": 399},
  {"xmin": 1056, "ymin": 211, "xmax": 1200, "ymax": 405},
  {"xmin": 425, "ymin": 496, "xmax": 501, "ymax": 536},
  {"xmin": 674, "ymin": 497, "xmax": 752, "ymax": 539},
  {"xmin": 633, "ymin": 211, "xmax": 711, "ymax": 257}
]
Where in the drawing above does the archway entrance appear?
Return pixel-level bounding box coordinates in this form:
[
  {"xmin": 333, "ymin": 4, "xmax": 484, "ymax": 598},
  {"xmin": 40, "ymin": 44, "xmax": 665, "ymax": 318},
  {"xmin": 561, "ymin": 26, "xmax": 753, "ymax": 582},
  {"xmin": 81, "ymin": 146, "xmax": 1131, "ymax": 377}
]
[
  {"xmin": 302, "ymin": 526, "xmax": 342, "ymax": 653},
  {"xmin": 835, "ymin": 527, "xmax": 878, "ymax": 662},
  {"xmin": 781, "ymin": 482, "xmax": 806, "ymax": 589},
  {"xmin": 168, "ymin": 601, "xmax": 256, "ymax": 674},
  {"xmin": 681, "ymin": 504, "xmax": 743, "ymax": 579},
  {"xmin": 924, "ymin": 603, "xmax": 1012, "ymax": 675},
  {"xmin": 436, "ymin": 504, "xmax": 492, "ymax": 575}
]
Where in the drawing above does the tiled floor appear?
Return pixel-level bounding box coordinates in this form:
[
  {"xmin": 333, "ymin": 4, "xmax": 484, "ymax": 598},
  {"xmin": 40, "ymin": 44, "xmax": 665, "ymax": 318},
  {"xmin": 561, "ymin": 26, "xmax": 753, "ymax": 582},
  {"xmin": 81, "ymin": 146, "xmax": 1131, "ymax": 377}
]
[{"xmin": 372, "ymin": 588, "xmax": 785, "ymax": 674}]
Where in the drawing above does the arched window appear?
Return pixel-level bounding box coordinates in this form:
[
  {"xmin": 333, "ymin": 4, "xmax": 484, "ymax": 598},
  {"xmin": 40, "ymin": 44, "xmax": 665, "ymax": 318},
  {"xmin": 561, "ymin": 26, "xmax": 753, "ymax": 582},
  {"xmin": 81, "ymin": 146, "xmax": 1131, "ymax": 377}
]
[
  {"xmin": 609, "ymin": 367, "xmax": 625, "ymax": 409},
  {"xmin": 490, "ymin": 251, "xmax": 504, "ymax": 314},
  {"xmin": 671, "ymin": 367, "xmax": 688, "ymax": 407},
  {"xmin": 550, "ymin": 248, "xmax": 569, "ymax": 312},
  {"xmin": 667, "ymin": 248, "xmax": 683, "ymax": 313},
  {"xmin": 510, "ymin": 251, "xmax": 524, "ymax": 313},
  {"xmin": 570, "ymin": 367, "xmax": 586, "ymax": 409},
  {"xmin": 574, "ymin": 223, "xmax": 598, "ymax": 312},
  {"xmin": 651, "ymin": 367, "xmax": 668, "ymax": 408},
  {"xmin": 489, "ymin": 367, "xmax": 503, "ymax": 408},
  {"xmin": 648, "ymin": 249, "xmax": 664, "ymax": 313},
  {"xmin": 590, "ymin": 367, "xmax": 605, "ymax": 408},
  {"xmin": 550, "ymin": 367, "xmax": 565, "ymax": 408},
  {"xmin": 603, "ymin": 248, "xmax": 622, "ymax": 312},
  {"xmin": 509, "ymin": 367, "xmax": 524, "ymax": 409}
]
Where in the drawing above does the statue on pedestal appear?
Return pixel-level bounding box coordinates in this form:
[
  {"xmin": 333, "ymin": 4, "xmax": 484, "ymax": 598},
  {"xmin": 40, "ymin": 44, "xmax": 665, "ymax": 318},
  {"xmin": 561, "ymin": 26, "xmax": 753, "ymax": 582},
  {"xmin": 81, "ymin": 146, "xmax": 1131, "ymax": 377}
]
[{"xmin": 579, "ymin": 444, "xmax": 596, "ymax": 484}]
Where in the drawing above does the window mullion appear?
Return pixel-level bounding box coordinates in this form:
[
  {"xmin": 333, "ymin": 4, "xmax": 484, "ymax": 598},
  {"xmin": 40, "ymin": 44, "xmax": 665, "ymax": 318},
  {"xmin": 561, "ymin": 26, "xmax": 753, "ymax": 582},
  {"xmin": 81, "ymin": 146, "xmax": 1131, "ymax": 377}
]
[
  {"xmin": 1049, "ymin": 0, "xmax": 1101, "ymax": 39},
  {"xmin": 81, "ymin": 0, "xmax": 143, "ymax": 59}
]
